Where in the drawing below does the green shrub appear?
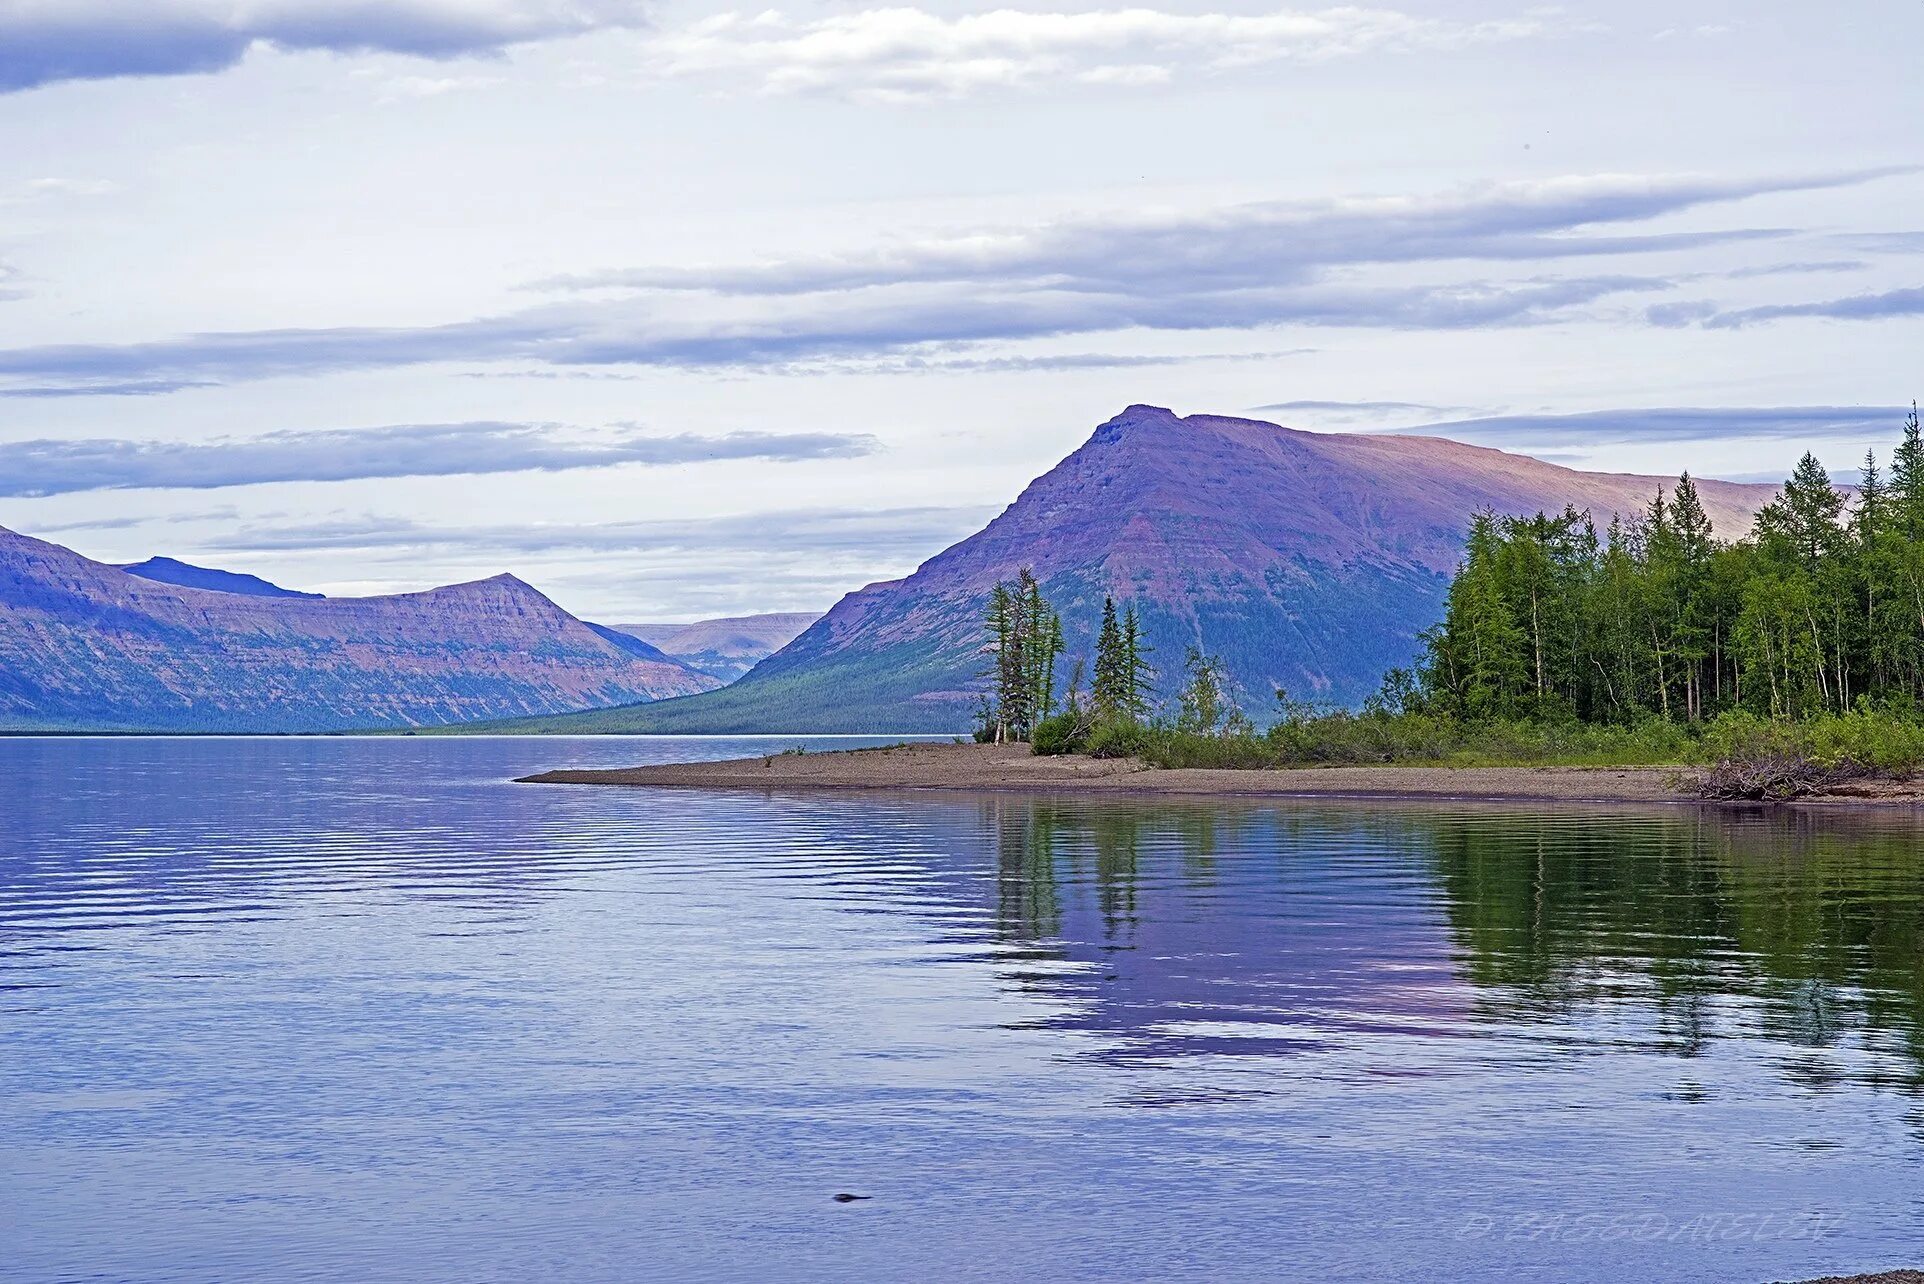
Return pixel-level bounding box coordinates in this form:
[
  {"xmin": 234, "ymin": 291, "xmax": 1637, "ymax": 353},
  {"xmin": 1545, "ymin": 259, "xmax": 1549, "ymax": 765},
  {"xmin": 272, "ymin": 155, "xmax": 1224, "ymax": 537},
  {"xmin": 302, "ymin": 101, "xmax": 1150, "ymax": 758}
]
[
  {"xmin": 1801, "ymin": 708, "xmax": 1924, "ymax": 772},
  {"xmin": 1030, "ymin": 709, "xmax": 1089, "ymax": 756},
  {"xmin": 1019, "ymin": 696, "xmax": 1923, "ymax": 786},
  {"xmin": 1082, "ymin": 717, "xmax": 1157, "ymax": 760},
  {"xmin": 1139, "ymin": 727, "xmax": 1278, "ymax": 769},
  {"xmin": 1700, "ymin": 706, "xmax": 1924, "ymax": 777}
]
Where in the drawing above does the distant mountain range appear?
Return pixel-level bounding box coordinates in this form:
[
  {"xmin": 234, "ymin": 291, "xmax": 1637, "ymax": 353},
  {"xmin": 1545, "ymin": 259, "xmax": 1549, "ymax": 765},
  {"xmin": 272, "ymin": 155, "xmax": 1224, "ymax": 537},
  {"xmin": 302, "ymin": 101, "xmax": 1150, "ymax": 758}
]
[
  {"xmin": 615, "ymin": 613, "xmax": 821, "ymax": 682},
  {"xmin": 0, "ymin": 527, "xmax": 717, "ymax": 732},
  {"xmin": 4, "ymin": 405, "xmax": 1787, "ymax": 736},
  {"xmin": 510, "ymin": 405, "xmax": 1779, "ymax": 734}
]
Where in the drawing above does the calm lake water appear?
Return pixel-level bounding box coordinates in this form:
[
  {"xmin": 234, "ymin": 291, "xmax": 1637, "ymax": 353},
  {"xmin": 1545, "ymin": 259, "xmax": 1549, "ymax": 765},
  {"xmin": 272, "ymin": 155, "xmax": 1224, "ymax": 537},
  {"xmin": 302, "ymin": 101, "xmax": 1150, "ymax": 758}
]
[{"xmin": 3, "ymin": 736, "xmax": 1922, "ymax": 1283}]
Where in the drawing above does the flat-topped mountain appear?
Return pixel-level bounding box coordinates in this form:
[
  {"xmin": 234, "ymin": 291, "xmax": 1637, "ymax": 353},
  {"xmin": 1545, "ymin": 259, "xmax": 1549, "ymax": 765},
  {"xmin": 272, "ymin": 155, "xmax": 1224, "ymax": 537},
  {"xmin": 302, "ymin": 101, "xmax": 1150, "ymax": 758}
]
[
  {"xmin": 121, "ymin": 555, "xmax": 324, "ymax": 599},
  {"xmin": 615, "ymin": 612, "xmax": 822, "ymax": 682},
  {"xmin": 517, "ymin": 405, "xmax": 1779, "ymax": 734},
  {"xmin": 0, "ymin": 527, "xmax": 718, "ymax": 732}
]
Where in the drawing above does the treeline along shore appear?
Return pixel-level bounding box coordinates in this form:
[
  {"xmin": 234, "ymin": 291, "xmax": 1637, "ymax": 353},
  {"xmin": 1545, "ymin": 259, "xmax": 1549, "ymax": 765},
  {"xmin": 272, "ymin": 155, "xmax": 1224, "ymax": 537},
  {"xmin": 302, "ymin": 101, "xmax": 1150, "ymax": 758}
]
[{"xmin": 535, "ymin": 406, "xmax": 1924, "ymax": 804}]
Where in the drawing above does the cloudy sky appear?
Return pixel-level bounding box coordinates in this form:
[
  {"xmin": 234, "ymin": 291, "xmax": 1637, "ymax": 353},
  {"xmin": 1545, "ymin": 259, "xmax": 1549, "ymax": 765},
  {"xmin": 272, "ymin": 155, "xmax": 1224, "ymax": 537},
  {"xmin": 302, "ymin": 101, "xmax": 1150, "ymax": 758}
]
[{"xmin": 1, "ymin": 1, "xmax": 1919, "ymax": 619}]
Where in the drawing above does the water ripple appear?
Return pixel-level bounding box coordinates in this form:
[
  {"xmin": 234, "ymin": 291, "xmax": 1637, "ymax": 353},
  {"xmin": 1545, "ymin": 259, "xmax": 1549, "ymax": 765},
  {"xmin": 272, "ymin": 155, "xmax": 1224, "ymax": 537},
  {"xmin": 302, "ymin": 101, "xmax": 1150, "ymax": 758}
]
[{"xmin": 3, "ymin": 736, "xmax": 1922, "ymax": 1283}]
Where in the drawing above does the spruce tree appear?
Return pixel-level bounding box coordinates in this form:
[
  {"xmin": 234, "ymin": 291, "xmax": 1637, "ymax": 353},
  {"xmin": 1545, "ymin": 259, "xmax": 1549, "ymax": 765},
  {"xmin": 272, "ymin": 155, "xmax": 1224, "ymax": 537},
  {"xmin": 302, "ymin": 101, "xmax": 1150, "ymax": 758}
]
[
  {"xmin": 1669, "ymin": 474, "xmax": 1715, "ymax": 719},
  {"xmin": 1120, "ymin": 604, "xmax": 1155, "ymax": 719},
  {"xmin": 980, "ymin": 567, "xmax": 1065, "ymax": 742},
  {"xmin": 984, "ymin": 583, "xmax": 1016, "ymax": 742},
  {"xmin": 1892, "ymin": 402, "xmax": 1924, "ymax": 540},
  {"xmin": 1855, "ymin": 450, "xmax": 1906, "ymax": 694},
  {"xmin": 1764, "ymin": 452, "xmax": 1845, "ymax": 569},
  {"xmin": 1092, "ymin": 596, "xmax": 1125, "ymax": 718}
]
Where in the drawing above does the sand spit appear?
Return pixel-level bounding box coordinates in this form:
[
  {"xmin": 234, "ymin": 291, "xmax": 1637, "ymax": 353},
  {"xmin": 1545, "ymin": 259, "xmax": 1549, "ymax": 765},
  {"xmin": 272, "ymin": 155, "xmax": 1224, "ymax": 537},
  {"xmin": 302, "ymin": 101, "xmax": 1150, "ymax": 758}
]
[
  {"xmin": 517, "ymin": 740, "xmax": 1709, "ymax": 802},
  {"xmin": 520, "ymin": 740, "xmax": 1924, "ymax": 805}
]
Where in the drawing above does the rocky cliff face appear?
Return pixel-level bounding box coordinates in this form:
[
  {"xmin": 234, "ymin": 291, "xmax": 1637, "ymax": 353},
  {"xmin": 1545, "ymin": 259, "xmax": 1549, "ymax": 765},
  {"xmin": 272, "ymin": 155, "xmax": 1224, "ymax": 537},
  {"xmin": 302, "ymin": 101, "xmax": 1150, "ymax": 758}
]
[
  {"xmin": 529, "ymin": 405, "xmax": 1780, "ymax": 734},
  {"xmin": 0, "ymin": 527, "xmax": 719, "ymax": 731}
]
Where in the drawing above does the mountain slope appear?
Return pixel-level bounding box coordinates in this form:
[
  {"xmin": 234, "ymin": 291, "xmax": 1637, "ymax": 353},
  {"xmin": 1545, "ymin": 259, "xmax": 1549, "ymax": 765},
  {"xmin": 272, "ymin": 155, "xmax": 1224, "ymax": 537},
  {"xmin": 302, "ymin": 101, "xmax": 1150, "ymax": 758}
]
[
  {"xmin": 121, "ymin": 556, "xmax": 324, "ymax": 599},
  {"xmin": 496, "ymin": 405, "xmax": 1783, "ymax": 734},
  {"xmin": 615, "ymin": 613, "xmax": 821, "ymax": 682},
  {"xmin": 0, "ymin": 527, "xmax": 719, "ymax": 732}
]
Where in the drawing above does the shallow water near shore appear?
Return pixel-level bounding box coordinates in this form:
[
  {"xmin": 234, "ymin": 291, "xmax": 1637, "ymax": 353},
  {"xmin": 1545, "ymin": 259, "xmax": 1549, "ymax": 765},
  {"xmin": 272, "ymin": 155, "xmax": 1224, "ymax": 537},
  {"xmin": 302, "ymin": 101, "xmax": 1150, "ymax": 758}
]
[{"xmin": 3, "ymin": 736, "xmax": 1922, "ymax": 1283}]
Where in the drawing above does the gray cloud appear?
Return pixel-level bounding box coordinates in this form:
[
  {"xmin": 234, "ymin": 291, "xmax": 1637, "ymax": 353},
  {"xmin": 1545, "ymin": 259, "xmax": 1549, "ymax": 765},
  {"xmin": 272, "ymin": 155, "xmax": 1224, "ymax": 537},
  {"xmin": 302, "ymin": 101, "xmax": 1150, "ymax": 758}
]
[
  {"xmin": 0, "ymin": 275, "xmax": 1668, "ymax": 390},
  {"xmin": 1699, "ymin": 286, "xmax": 1924, "ymax": 329},
  {"xmin": 791, "ymin": 348, "xmax": 1311, "ymax": 375},
  {"xmin": 466, "ymin": 347, "xmax": 1315, "ymax": 377},
  {"xmin": 1723, "ymin": 259, "xmax": 1866, "ymax": 279},
  {"xmin": 0, "ymin": 421, "xmax": 876, "ymax": 497},
  {"xmin": 1400, "ymin": 405, "xmax": 1911, "ymax": 448},
  {"xmin": 533, "ymin": 173, "xmax": 1849, "ymax": 297},
  {"xmin": 199, "ymin": 505, "xmax": 990, "ymax": 559},
  {"xmin": 1253, "ymin": 398, "xmax": 1468, "ymax": 421},
  {"xmin": 0, "ymin": 378, "xmax": 220, "ymax": 398},
  {"xmin": 0, "ymin": 170, "xmax": 1899, "ymax": 393},
  {"xmin": 0, "ymin": 0, "xmax": 650, "ymax": 94},
  {"xmin": 25, "ymin": 505, "xmax": 245, "ymax": 535},
  {"xmin": 1644, "ymin": 300, "xmax": 1721, "ymax": 327},
  {"xmin": 1832, "ymin": 231, "xmax": 1924, "ymax": 255},
  {"xmin": 1718, "ymin": 467, "xmax": 1868, "ymax": 486}
]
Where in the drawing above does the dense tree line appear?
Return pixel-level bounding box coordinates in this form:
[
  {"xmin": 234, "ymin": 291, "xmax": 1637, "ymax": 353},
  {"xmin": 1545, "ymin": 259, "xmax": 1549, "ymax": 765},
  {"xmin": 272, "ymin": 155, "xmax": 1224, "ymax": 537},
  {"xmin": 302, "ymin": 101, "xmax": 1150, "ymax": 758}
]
[{"xmin": 1412, "ymin": 405, "xmax": 1924, "ymax": 724}]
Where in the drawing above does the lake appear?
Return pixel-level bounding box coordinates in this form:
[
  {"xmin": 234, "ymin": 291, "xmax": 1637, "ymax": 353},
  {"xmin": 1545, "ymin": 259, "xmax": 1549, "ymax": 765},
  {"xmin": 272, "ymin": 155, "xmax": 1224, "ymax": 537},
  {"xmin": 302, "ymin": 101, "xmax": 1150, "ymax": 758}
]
[{"xmin": 3, "ymin": 736, "xmax": 1920, "ymax": 1282}]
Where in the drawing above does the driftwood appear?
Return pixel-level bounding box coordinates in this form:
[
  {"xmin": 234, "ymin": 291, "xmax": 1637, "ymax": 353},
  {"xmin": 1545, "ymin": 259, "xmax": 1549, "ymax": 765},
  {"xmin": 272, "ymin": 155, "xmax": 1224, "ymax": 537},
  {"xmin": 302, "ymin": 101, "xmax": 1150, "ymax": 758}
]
[{"xmin": 1690, "ymin": 752, "xmax": 1877, "ymax": 802}]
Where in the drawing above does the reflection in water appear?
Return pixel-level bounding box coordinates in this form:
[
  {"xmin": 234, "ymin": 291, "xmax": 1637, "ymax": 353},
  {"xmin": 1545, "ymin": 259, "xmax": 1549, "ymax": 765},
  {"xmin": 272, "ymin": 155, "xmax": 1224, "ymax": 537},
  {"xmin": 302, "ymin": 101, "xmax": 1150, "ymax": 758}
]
[
  {"xmin": 5, "ymin": 737, "xmax": 1924, "ymax": 1284},
  {"xmin": 971, "ymin": 800, "xmax": 1924, "ymax": 1091},
  {"xmin": 1428, "ymin": 808, "xmax": 1924, "ymax": 1085}
]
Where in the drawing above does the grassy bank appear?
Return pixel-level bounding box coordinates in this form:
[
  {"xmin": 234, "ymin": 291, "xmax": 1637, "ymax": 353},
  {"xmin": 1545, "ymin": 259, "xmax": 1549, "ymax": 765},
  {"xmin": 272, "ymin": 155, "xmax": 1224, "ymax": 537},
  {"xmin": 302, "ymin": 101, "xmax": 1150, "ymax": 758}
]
[
  {"xmin": 1037, "ymin": 710, "xmax": 1695, "ymax": 769},
  {"xmin": 1030, "ymin": 705, "xmax": 1924, "ymax": 800}
]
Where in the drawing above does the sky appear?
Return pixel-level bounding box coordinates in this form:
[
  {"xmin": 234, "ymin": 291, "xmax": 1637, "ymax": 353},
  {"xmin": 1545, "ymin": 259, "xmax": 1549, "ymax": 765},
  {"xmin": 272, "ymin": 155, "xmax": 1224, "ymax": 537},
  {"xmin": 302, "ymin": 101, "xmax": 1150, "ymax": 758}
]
[{"xmin": 1, "ymin": 0, "xmax": 1920, "ymax": 621}]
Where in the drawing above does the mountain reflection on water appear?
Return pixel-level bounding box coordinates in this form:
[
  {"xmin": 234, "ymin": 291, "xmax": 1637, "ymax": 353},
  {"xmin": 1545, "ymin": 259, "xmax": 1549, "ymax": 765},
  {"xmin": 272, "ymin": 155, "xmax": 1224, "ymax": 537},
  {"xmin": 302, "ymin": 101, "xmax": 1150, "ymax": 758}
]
[{"xmin": 3, "ymin": 737, "xmax": 1922, "ymax": 1283}]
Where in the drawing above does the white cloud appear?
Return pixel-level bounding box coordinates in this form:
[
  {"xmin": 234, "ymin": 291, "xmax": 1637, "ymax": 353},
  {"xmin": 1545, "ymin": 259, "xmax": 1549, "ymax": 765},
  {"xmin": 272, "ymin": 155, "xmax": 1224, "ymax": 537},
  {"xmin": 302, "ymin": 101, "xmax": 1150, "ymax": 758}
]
[
  {"xmin": 0, "ymin": 176, "xmax": 120, "ymax": 206},
  {"xmin": 373, "ymin": 72, "xmax": 507, "ymax": 100},
  {"xmin": 648, "ymin": 5, "xmax": 1564, "ymax": 102}
]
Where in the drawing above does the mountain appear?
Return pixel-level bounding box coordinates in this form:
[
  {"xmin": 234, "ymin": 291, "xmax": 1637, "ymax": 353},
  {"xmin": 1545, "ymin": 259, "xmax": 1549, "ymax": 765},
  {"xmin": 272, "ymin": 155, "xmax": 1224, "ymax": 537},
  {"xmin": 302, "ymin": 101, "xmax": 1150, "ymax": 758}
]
[
  {"xmin": 582, "ymin": 620, "xmax": 684, "ymax": 665},
  {"xmin": 0, "ymin": 526, "xmax": 720, "ymax": 732},
  {"xmin": 506, "ymin": 405, "xmax": 1780, "ymax": 735},
  {"xmin": 121, "ymin": 555, "xmax": 324, "ymax": 599},
  {"xmin": 614, "ymin": 613, "xmax": 821, "ymax": 682}
]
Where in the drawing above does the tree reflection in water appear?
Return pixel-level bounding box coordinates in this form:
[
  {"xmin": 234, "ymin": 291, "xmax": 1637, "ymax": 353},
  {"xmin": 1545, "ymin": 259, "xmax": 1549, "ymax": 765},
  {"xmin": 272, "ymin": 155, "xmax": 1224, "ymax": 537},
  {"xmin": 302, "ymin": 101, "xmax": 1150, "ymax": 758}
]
[{"xmin": 971, "ymin": 798, "xmax": 1924, "ymax": 1093}]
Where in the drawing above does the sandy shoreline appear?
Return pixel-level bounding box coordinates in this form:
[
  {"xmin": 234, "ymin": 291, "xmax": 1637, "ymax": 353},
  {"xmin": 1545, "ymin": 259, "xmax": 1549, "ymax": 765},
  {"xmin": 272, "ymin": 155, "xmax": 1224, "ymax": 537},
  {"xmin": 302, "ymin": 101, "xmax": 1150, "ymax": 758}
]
[
  {"xmin": 518, "ymin": 740, "xmax": 1700, "ymax": 802},
  {"xmin": 518, "ymin": 740, "xmax": 1924, "ymax": 805}
]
